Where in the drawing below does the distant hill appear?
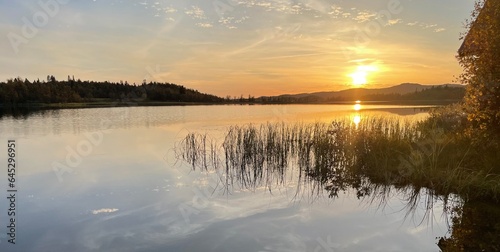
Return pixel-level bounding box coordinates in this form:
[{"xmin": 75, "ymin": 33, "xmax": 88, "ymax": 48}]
[{"xmin": 259, "ymin": 83, "xmax": 466, "ymax": 104}]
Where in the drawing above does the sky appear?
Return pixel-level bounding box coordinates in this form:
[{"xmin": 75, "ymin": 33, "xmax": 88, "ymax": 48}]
[{"xmin": 0, "ymin": 0, "xmax": 475, "ymax": 97}]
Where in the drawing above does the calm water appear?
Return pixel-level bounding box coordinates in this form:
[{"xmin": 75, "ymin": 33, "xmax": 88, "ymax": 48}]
[{"xmin": 0, "ymin": 105, "xmax": 449, "ymax": 252}]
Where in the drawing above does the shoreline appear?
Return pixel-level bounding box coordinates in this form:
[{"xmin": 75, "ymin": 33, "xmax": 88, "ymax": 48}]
[{"xmin": 0, "ymin": 99, "xmax": 461, "ymax": 110}]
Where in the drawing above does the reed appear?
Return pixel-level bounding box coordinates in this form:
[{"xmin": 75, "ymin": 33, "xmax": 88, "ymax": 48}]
[{"xmin": 177, "ymin": 113, "xmax": 500, "ymax": 202}]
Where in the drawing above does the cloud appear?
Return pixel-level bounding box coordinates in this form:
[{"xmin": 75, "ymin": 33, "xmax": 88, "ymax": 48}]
[
  {"xmin": 219, "ymin": 16, "xmax": 234, "ymax": 25},
  {"xmin": 185, "ymin": 6, "xmax": 206, "ymax": 19},
  {"xmin": 165, "ymin": 6, "xmax": 177, "ymax": 14},
  {"xmin": 196, "ymin": 23, "xmax": 213, "ymax": 28},
  {"xmin": 217, "ymin": 15, "xmax": 248, "ymax": 29},
  {"xmin": 298, "ymin": 0, "xmax": 330, "ymax": 13},
  {"xmin": 327, "ymin": 5, "xmax": 353, "ymax": 19},
  {"xmin": 342, "ymin": 12, "xmax": 351, "ymax": 18},
  {"xmin": 354, "ymin": 11, "xmax": 377, "ymax": 23},
  {"xmin": 92, "ymin": 208, "xmax": 119, "ymax": 215},
  {"xmin": 239, "ymin": 0, "xmax": 308, "ymax": 15},
  {"xmin": 406, "ymin": 21, "xmax": 445, "ymax": 32},
  {"xmin": 328, "ymin": 6, "xmax": 344, "ymax": 18},
  {"xmin": 132, "ymin": 1, "xmax": 181, "ymax": 22},
  {"xmin": 386, "ymin": 19, "xmax": 402, "ymax": 26}
]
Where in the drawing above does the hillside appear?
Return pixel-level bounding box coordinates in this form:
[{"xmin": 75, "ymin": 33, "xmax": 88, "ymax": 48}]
[{"xmin": 259, "ymin": 83, "xmax": 466, "ymax": 103}]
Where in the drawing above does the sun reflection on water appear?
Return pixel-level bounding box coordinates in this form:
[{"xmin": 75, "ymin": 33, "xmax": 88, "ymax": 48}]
[
  {"xmin": 352, "ymin": 115, "xmax": 361, "ymax": 127},
  {"xmin": 351, "ymin": 101, "xmax": 362, "ymax": 128},
  {"xmin": 354, "ymin": 100, "xmax": 362, "ymax": 110}
]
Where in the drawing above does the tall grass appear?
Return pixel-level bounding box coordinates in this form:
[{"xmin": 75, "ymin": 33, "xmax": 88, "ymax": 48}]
[{"xmin": 177, "ymin": 113, "xmax": 500, "ymax": 202}]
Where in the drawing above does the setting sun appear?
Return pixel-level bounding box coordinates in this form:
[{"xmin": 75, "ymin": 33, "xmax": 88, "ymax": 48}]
[
  {"xmin": 349, "ymin": 71, "xmax": 367, "ymax": 86},
  {"xmin": 348, "ymin": 65, "xmax": 378, "ymax": 86}
]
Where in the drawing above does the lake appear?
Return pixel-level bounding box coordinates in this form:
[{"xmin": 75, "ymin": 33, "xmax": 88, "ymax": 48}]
[{"xmin": 0, "ymin": 105, "xmax": 452, "ymax": 251}]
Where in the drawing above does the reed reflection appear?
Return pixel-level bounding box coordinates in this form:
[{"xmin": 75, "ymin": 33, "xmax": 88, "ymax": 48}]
[{"xmin": 177, "ymin": 117, "xmax": 500, "ymax": 251}]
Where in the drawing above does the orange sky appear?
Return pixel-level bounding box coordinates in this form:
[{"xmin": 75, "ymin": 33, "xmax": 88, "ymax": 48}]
[{"xmin": 1, "ymin": 0, "xmax": 474, "ymax": 96}]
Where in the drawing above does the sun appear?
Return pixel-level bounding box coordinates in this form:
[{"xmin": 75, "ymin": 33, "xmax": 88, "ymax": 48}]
[
  {"xmin": 349, "ymin": 71, "xmax": 367, "ymax": 86},
  {"xmin": 348, "ymin": 65, "xmax": 378, "ymax": 86}
]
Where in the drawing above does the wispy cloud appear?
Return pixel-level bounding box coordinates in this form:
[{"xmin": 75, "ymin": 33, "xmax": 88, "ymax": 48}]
[
  {"xmin": 328, "ymin": 5, "xmax": 344, "ymax": 18},
  {"xmin": 164, "ymin": 6, "xmax": 177, "ymax": 14},
  {"xmin": 386, "ymin": 19, "xmax": 402, "ymax": 26},
  {"xmin": 354, "ymin": 11, "xmax": 378, "ymax": 23},
  {"xmin": 196, "ymin": 23, "xmax": 213, "ymax": 28},
  {"xmin": 185, "ymin": 5, "xmax": 206, "ymax": 20},
  {"xmin": 405, "ymin": 21, "xmax": 445, "ymax": 32},
  {"xmin": 92, "ymin": 208, "xmax": 119, "ymax": 215}
]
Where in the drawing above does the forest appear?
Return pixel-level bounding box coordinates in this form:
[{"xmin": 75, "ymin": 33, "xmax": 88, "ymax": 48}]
[{"xmin": 0, "ymin": 75, "xmax": 224, "ymax": 106}]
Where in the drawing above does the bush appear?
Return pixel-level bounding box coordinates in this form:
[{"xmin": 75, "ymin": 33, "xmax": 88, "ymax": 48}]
[{"xmin": 418, "ymin": 103, "xmax": 468, "ymax": 135}]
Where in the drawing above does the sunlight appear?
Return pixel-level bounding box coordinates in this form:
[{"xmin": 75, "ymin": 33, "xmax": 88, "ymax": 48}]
[
  {"xmin": 352, "ymin": 115, "xmax": 361, "ymax": 128},
  {"xmin": 349, "ymin": 71, "xmax": 367, "ymax": 86},
  {"xmin": 354, "ymin": 103, "xmax": 362, "ymax": 111},
  {"xmin": 348, "ymin": 65, "xmax": 378, "ymax": 86}
]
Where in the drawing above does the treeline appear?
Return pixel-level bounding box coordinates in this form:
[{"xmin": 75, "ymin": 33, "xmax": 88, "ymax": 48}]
[
  {"xmin": 259, "ymin": 85, "xmax": 465, "ymax": 104},
  {"xmin": 0, "ymin": 76, "xmax": 224, "ymax": 106},
  {"xmin": 0, "ymin": 77, "xmax": 466, "ymax": 107},
  {"xmin": 357, "ymin": 85, "xmax": 466, "ymax": 102}
]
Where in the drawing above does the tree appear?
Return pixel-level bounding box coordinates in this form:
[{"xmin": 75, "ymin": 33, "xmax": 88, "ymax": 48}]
[
  {"xmin": 458, "ymin": 0, "xmax": 500, "ymax": 138},
  {"xmin": 0, "ymin": 76, "xmax": 225, "ymax": 105}
]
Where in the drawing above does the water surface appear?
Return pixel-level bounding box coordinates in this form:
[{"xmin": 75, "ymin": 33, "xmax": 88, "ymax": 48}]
[{"xmin": 0, "ymin": 105, "xmax": 449, "ymax": 252}]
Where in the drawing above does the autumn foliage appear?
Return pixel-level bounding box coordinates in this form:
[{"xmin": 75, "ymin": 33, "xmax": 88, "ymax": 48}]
[{"xmin": 458, "ymin": 0, "xmax": 500, "ymax": 138}]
